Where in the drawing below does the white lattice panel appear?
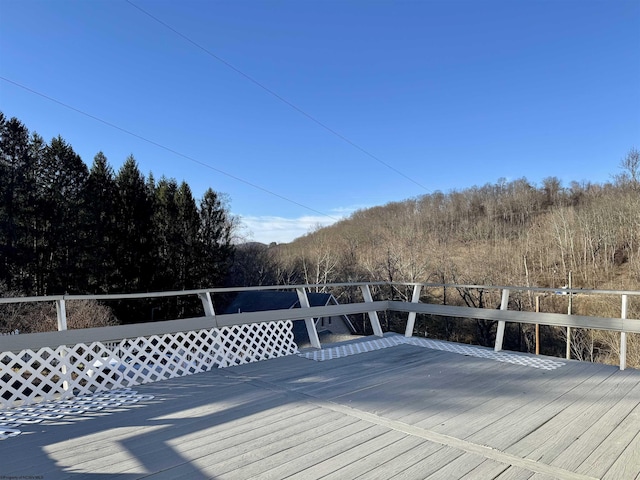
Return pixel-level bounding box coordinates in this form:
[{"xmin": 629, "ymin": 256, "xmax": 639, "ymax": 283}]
[
  {"xmin": 218, "ymin": 320, "xmax": 298, "ymax": 367},
  {"xmin": 1, "ymin": 320, "xmax": 297, "ymax": 408}
]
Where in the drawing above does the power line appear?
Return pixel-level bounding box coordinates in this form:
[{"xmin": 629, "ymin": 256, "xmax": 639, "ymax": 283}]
[
  {"xmin": 0, "ymin": 76, "xmax": 339, "ymax": 221},
  {"xmin": 125, "ymin": 0, "xmax": 431, "ymax": 193}
]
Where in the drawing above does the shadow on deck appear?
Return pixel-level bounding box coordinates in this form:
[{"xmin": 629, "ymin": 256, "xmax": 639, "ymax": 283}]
[{"xmin": 2, "ymin": 334, "xmax": 639, "ymax": 480}]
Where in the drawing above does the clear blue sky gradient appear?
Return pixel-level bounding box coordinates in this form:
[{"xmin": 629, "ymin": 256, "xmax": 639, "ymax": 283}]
[{"xmin": 1, "ymin": 0, "xmax": 639, "ymax": 243}]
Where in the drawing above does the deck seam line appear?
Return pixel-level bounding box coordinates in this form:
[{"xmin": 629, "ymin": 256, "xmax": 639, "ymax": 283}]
[{"xmin": 316, "ymin": 401, "xmax": 598, "ymax": 480}]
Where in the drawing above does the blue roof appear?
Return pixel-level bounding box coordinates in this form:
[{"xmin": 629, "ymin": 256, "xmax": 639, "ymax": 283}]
[{"xmin": 222, "ymin": 291, "xmax": 333, "ymax": 314}]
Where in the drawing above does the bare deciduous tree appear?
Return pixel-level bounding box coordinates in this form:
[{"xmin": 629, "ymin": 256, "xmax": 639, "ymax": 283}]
[{"xmin": 614, "ymin": 147, "xmax": 640, "ymax": 190}]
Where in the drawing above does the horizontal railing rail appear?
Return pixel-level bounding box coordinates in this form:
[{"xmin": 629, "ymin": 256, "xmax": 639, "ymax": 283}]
[
  {"xmin": 1, "ymin": 282, "xmax": 639, "ymax": 365},
  {"xmin": 1, "ymin": 282, "xmax": 639, "ymax": 408},
  {"xmin": 0, "ymin": 302, "xmax": 390, "ymax": 352},
  {"xmin": 389, "ymin": 301, "xmax": 640, "ymax": 333},
  {"xmin": 2, "ymin": 282, "xmax": 639, "ymax": 305}
]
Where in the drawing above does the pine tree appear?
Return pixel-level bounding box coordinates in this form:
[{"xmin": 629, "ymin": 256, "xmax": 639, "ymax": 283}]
[
  {"xmin": 32, "ymin": 135, "xmax": 88, "ymax": 294},
  {"xmin": 1, "ymin": 114, "xmax": 240, "ymax": 312},
  {"xmin": 151, "ymin": 177, "xmax": 179, "ymax": 291},
  {"xmin": 114, "ymin": 155, "xmax": 154, "ymax": 293},
  {"xmin": 176, "ymin": 182, "xmax": 200, "ymax": 289},
  {"xmin": 84, "ymin": 152, "xmax": 118, "ymax": 293},
  {"xmin": 197, "ymin": 188, "xmax": 235, "ymax": 287},
  {"xmin": 0, "ymin": 114, "xmax": 33, "ymax": 290}
]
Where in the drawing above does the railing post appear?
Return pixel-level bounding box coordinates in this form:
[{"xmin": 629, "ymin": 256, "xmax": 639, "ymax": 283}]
[
  {"xmin": 197, "ymin": 291, "xmax": 225, "ymax": 366},
  {"xmin": 404, "ymin": 284, "xmax": 422, "ymax": 337},
  {"xmin": 360, "ymin": 285, "xmax": 384, "ymax": 337},
  {"xmin": 297, "ymin": 287, "xmax": 322, "ymax": 349},
  {"xmin": 621, "ymin": 294, "xmax": 628, "ymax": 371},
  {"xmin": 494, "ymin": 289, "xmax": 509, "ymax": 352},
  {"xmin": 566, "ymin": 272, "xmax": 573, "ymax": 360},
  {"xmin": 198, "ymin": 292, "xmax": 216, "ymax": 317},
  {"xmin": 56, "ymin": 298, "xmax": 68, "ymax": 331},
  {"xmin": 55, "ymin": 299, "xmax": 70, "ymax": 393}
]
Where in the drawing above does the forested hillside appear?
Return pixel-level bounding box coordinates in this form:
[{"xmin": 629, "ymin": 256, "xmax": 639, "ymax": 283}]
[
  {"xmin": 233, "ymin": 149, "xmax": 640, "ymax": 366},
  {"xmin": 0, "ymin": 112, "xmax": 234, "ymax": 324},
  {"xmin": 244, "ymin": 151, "xmax": 640, "ymax": 293}
]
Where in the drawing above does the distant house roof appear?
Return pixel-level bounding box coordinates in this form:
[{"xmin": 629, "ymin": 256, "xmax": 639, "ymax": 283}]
[
  {"xmin": 221, "ymin": 290, "xmax": 358, "ymax": 347},
  {"xmin": 290, "ymin": 321, "xmax": 358, "ymax": 348},
  {"xmin": 222, "ymin": 291, "xmax": 334, "ymax": 314}
]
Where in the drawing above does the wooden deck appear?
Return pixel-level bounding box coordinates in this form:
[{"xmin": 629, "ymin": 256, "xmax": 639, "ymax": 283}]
[{"xmin": 1, "ymin": 335, "xmax": 639, "ymax": 479}]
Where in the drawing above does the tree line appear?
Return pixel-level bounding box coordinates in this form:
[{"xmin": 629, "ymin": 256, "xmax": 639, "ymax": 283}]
[{"xmin": 0, "ymin": 112, "xmax": 235, "ymax": 323}]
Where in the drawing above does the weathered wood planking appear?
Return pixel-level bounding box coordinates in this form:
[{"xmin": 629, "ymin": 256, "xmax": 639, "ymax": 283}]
[
  {"xmin": 1, "ymin": 337, "xmax": 639, "ymax": 479},
  {"xmin": 459, "ymin": 460, "xmax": 511, "ymax": 479},
  {"xmin": 311, "ymin": 433, "xmax": 422, "ymax": 480},
  {"xmin": 242, "ymin": 422, "xmax": 410, "ymax": 480},
  {"xmin": 353, "ymin": 353, "xmax": 557, "ymax": 423},
  {"xmin": 423, "ymin": 452, "xmax": 496, "ymax": 479},
  {"xmin": 466, "ymin": 362, "xmax": 610, "ymax": 449},
  {"xmin": 514, "ymin": 370, "xmax": 640, "ymax": 467},
  {"xmin": 493, "ymin": 466, "xmax": 535, "ymax": 479},
  {"xmin": 576, "ymin": 398, "xmax": 640, "ymax": 479},
  {"xmin": 3, "ymin": 375, "xmax": 287, "ymax": 475},
  {"xmin": 501, "ymin": 370, "xmax": 639, "ymax": 474},
  {"xmin": 456, "ymin": 364, "xmax": 618, "ymax": 448}
]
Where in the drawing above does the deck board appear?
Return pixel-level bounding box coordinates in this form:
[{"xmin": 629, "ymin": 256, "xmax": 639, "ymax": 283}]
[
  {"xmin": 494, "ymin": 466, "xmax": 535, "ymax": 479},
  {"xmin": 351, "ymin": 439, "xmax": 446, "ymax": 480},
  {"xmin": 316, "ymin": 433, "xmax": 423, "ymax": 480},
  {"xmin": 459, "ymin": 460, "xmax": 510, "ymax": 479},
  {"xmin": 238, "ymin": 419, "xmax": 374, "ymax": 479},
  {"xmin": 466, "ymin": 362, "xmax": 607, "ymax": 449},
  {"xmin": 501, "ymin": 371, "xmax": 637, "ymax": 470},
  {"xmin": 387, "ymin": 445, "xmax": 466, "ymax": 478},
  {"xmin": 522, "ymin": 371, "xmax": 640, "ymax": 467},
  {"xmin": 186, "ymin": 413, "xmax": 364, "ymax": 478},
  {"xmin": 418, "ymin": 362, "xmax": 607, "ymax": 434},
  {"xmin": 464, "ymin": 364, "xmax": 618, "ymax": 450},
  {"xmin": 424, "ymin": 452, "xmax": 495, "ymax": 479},
  {"xmin": 1, "ymin": 334, "xmax": 639, "ymax": 479},
  {"xmin": 384, "ymin": 355, "xmax": 562, "ymax": 424},
  {"xmin": 576, "ymin": 400, "xmax": 640, "ymax": 479},
  {"xmin": 601, "ymin": 426, "xmax": 640, "ymax": 480},
  {"xmin": 246, "ymin": 422, "xmax": 389, "ymax": 480},
  {"xmin": 282, "ymin": 429, "xmax": 406, "ymax": 479}
]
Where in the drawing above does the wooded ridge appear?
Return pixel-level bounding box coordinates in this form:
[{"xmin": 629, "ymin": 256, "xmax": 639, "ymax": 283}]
[{"xmin": 232, "ymin": 148, "xmax": 640, "ymax": 366}]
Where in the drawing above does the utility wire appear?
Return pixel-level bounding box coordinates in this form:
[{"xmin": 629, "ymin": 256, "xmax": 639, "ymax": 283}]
[
  {"xmin": 125, "ymin": 0, "xmax": 430, "ymax": 193},
  {"xmin": 0, "ymin": 76, "xmax": 339, "ymax": 221}
]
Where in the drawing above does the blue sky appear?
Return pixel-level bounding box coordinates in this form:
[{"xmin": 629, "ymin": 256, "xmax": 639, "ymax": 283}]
[{"xmin": 1, "ymin": 0, "xmax": 638, "ymax": 244}]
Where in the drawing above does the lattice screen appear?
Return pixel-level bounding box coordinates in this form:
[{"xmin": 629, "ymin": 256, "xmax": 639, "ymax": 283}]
[{"xmin": 1, "ymin": 320, "xmax": 297, "ymax": 408}]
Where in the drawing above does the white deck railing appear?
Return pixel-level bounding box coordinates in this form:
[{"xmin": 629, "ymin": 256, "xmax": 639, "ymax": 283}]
[{"xmin": 1, "ymin": 283, "xmax": 639, "ymax": 408}]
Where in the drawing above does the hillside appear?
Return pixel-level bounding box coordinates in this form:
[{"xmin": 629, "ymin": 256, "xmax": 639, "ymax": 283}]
[
  {"xmin": 234, "ymin": 152, "xmax": 640, "ymax": 366},
  {"xmin": 273, "ymin": 157, "xmax": 639, "ymax": 292}
]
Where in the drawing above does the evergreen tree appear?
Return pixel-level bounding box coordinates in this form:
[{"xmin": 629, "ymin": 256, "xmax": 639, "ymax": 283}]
[
  {"xmin": 176, "ymin": 182, "xmax": 200, "ymax": 289},
  {"xmin": 33, "ymin": 135, "xmax": 88, "ymax": 294},
  {"xmin": 114, "ymin": 155, "xmax": 154, "ymax": 293},
  {"xmin": 20, "ymin": 133, "xmax": 46, "ymax": 293},
  {"xmin": 151, "ymin": 177, "xmax": 179, "ymax": 291},
  {"xmin": 150, "ymin": 179, "xmax": 203, "ymax": 318},
  {"xmin": 84, "ymin": 152, "xmax": 118, "ymax": 293},
  {"xmin": 1, "ymin": 114, "xmax": 240, "ymax": 310},
  {"xmin": 197, "ymin": 188, "xmax": 235, "ymax": 287},
  {"xmin": 0, "ymin": 114, "xmax": 33, "ymax": 290}
]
